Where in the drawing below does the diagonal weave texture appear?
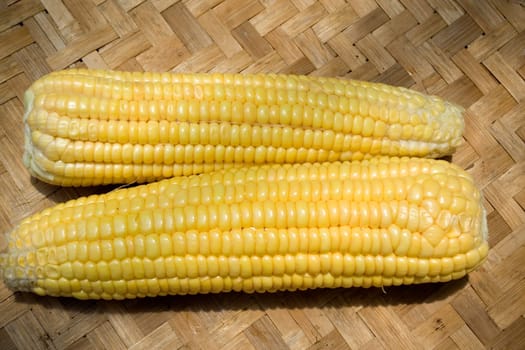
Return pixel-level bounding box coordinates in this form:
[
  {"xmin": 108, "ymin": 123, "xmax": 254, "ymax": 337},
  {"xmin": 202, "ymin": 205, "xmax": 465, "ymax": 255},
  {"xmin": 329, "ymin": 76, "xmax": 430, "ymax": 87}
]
[{"xmin": 0, "ymin": 0, "xmax": 524, "ymax": 349}]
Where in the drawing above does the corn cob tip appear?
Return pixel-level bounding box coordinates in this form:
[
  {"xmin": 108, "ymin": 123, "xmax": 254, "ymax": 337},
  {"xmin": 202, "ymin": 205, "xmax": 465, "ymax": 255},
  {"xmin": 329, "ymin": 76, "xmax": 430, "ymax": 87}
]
[
  {"xmin": 22, "ymin": 88, "xmax": 65, "ymax": 186},
  {"xmin": 22, "ymin": 89, "xmax": 35, "ymax": 175},
  {"xmin": 480, "ymin": 205, "xmax": 489, "ymax": 242},
  {"xmin": 442, "ymin": 100, "xmax": 465, "ymax": 150},
  {"xmin": 1, "ymin": 227, "xmax": 41, "ymax": 294},
  {"xmin": 0, "ymin": 255, "xmax": 36, "ymax": 293}
]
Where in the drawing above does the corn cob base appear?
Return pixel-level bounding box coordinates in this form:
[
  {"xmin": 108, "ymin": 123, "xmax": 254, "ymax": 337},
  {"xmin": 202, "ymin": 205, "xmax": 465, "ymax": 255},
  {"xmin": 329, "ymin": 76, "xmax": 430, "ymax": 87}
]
[
  {"xmin": 0, "ymin": 158, "xmax": 488, "ymax": 300},
  {"xmin": 22, "ymin": 70, "xmax": 464, "ymax": 186}
]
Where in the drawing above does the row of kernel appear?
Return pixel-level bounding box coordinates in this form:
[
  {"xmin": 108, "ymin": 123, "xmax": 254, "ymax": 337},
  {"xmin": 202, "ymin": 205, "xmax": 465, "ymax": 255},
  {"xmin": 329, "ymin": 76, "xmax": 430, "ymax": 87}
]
[
  {"xmin": 19, "ymin": 241, "xmax": 487, "ymax": 298},
  {"xmin": 28, "ymin": 201, "xmax": 431, "ymax": 250},
  {"xmin": 32, "ymin": 71, "xmax": 355, "ymax": 102},
  {"xmin": 34, "ymin": 72, "xmax": 452, "ymax": 130},
  {"xmin": 161, "ymin": 200, "xmax": 394, "ymax": 231},
  {"xmin": 27, "ymin": 153, "xmax": 235, "ymax": 186},
  {"xmin": 37, "ymin": 271, "xmax": 465, "ymax": 299},
  {"xmin": 26, "ymin": 214, "xmax": 470, "ymax": 261},
  {"xmin": 39, "ymin": 70, "xmax": 304, "ymax": 90},
  {"xmin": 213, "ymin": 157, "xmax": 442, "ymax": 184},
  {"xmin": 40, "ymin": 251, "xmax": 473, "ymax": 287},
  {"xmin": 45, "ymin": 70, "xmax": 433, "ymax": 112},
  {"xmin": 23, "ymin": 196, "xmax": 463, "ymax": 255},
  {"xmin": 35, "ymin": 273, "xmax": 432, "ymax": 299},
  {"xmin": 33, "ymin": 88, "xmax": 427, "ymax": 127},
  {"xmin": 32, "ymin": 94, "xmax": 336, "ymax": 124},
  {"xmin": 216, "ymin": 178, "xmax": 423, "ymax": 205},
  {"xmin": 45, "ymin": 70, "xmax": 340, "ymax": 93},
  {"xmin": 34, "ymin": 274, "xmax": 312, "ymax": 298},
  {"xmin": 31, "ymin": 128, "xmax": 427, "ymax": 167},
  {"xmin": 34, "ymin": 136, "xmax": 342, "ymax": 166},
  {"xmin": 30, "ymin": 113, "xmax": 398, "ymax": 149},
  {"xmin": 42, "ymin": 69, "xmax": 424, "ymax": 101}
]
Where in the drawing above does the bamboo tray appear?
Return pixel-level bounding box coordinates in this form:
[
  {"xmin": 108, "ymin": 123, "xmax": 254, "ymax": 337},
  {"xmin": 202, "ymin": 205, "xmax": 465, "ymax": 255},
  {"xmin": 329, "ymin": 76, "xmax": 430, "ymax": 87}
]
[{"xmin": 0, "ymin": 1, "xmax": 524, "ymax": 349}]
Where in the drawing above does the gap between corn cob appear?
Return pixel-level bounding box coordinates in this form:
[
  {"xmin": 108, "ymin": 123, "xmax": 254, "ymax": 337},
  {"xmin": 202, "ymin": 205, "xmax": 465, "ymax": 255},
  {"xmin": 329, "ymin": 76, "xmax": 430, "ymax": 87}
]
[
  {"xmin": 22, "ymin": 69, "xmax": 465, "ymax": 186},
  {"xmin": 0, "ymin": 157, "xmax": 488, "ymax": 300}
]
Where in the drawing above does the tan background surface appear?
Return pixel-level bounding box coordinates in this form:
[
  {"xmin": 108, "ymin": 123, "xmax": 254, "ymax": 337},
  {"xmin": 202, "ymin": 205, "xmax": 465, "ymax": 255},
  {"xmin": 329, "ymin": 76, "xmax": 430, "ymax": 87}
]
[{"xmin": 0, "ymin": 0, "xmax": 524, "ymax": 349}]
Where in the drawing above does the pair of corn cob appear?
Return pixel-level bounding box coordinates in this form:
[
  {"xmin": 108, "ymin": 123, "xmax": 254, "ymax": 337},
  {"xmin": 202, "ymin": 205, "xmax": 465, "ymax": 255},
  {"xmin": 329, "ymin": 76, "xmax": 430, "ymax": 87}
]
[{"xmin": 0, "ymin": 69, "xmax": 487, "ymax": 299}]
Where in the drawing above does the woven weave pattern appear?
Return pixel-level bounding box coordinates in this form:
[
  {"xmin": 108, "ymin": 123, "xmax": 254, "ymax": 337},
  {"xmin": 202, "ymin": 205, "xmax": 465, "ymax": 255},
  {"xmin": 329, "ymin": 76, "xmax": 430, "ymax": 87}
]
[{"xmin": 0, "ymin": 0, "xmax": 524, "ymax": 349}]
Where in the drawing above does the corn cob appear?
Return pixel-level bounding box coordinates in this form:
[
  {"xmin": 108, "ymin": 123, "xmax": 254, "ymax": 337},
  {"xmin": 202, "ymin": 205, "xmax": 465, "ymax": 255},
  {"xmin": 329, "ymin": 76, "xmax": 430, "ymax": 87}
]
[
  {"xmin": 23, "ymin": 69, "xmax": 465, "ymax": 186},
  {"xmin": 0, "ymin": 157, "xmax": 488, "ymax": 300}
]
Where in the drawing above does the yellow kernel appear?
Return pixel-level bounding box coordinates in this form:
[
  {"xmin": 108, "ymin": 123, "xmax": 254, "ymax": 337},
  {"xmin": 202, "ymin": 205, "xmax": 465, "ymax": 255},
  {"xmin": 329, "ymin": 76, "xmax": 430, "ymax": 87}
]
[
  {"xmin": 441, "ymin": 257, "xmax": 454, "ymax": 275},
  {"xmin": 420, "ymin": 125, "xmax": 433, "ymax": 140},
  {"xmin": 406, "ymin": 257, "xmax": 418, "ymax": 276},
  {"xmin": 43, "ymin": 279, "xmax": 60, "ymax": 295},
  {"xmin": 85, "ymin": 261, "xmax": 98, "ymax": 281},
  {"xmin": 285, "ymin": 254, "xmax": 296, "ymax": 274},
  {"xmin": 421, "ymin": 199, "xmax": 441, "ymax": 220},
  {"xmin": 354, "ymin": 255, "xmax": 365, "ymax": 276},
  {"xmin": 406, "ymin": 205, "xmax": 420, "ymax": 232},
  {"xmin": 387, "ymin": 124, "xmax": 402, "ymax": 139},
  {"xmin": 394, "ymin": 256, "xmax": 407, "ymax": 277},
  {"xmin": 239, "ymin": 255, "xmax": 252, "ymax": 278},
  {"xmin": 395, "ymin": 202, "xmax": 409, "ymax": 228},
  {"xmin": 458, "ymin": 233, "xmax": 474, "ymax": 252},
  {"xmin": 88, "ymin": 242, "xmax": 101, "ymax": 262},
  {"xmin": 446, "ymin": 177, "xmax": 462, "ymax": 192},
  {"xmin": 428, "ymin": 258, "xmax": 442, "ymax": 276},
  {"xmin": 44, "ymin": 264, "xmax": 60, "ymax": 279},
  {"xmin": 352, "ymin": 115, "xmax": 363, "ymax": 134},
  {"xmin": 97, "ymin": 261, "xmax": 111, "ymax": 280},
  {"xmin": 145, "ymin": 234, "xmax": 160, "ymax": 259},
  {"xmin": 364, "ymin": 255, "xmax": 376, "ymax": 275},
  {"xmin": 424, "ymin": 225, "xmax": 445, "ymax": 247},
  {"xmin": 383, "ymin": 255, "xmax": 396, "ymax": 277},
  {"xmin": 450, "ymin": 197, "xmax": 467, "ymax": 214},
  {"xmin": 361, "ymin": 229, "xmax": 374, "ymax": 254},
  {"xmin": 362, "ymin": 117, "xmax": 374, "ymax": 137},
  {"xmin": 432, "ymin": 236, "xmax": 448, "ymax": 258},
  {"xmin": 273, "ymin": 255, "xmax": 285, "ymax": 276},
  {"xmin": 408, "ymin": 183, "xmax": 423, "ymax": 203},
  {"xmin": 100, "ymin": 240, "xmax": 114, "ymax": 261},
  {"xmin": 109, "ymin": 260, "xmax": 122, "ymax": 279},
  {"xmin": 437, "ymin": 210, "xmax": 453, "ymax": 231},
  {"xmin": 342, "ymin": 254, "xmax": 355, "ymax": 276},
  {"xmin": 208, "ymin": 276, "xmax": 223, "ymax": 293},
  {"xmin": 407, "ymin": 234, "xmax": 421, "ymax": 257},
  {"xmin": 478, "ymin": 243, "xmax": 489, "ymax": 261},
  {"xmin": 69, "ymin": 261, "xmax": 84, "ymax": 280},
  {"xmin": 132, "ymin": 235, "xmax": 146, "ymax": 257},
  {"xmin": 453, "ymin": 254, "xmax": 466, "ymax": 272},
  {"xmin": 120, "ymin": 258, "xmax": 133, "ymax": 280},
  {"xmin": 350, "ymin": 229, "xmax": 362, "ymax": 255},
  {"xmin": 416, "ymin": 259, "xmax": 429, "ymax": 277},
  {"xmin": 325, "ymin": 253, "xmax": 341, "ymax": 276}
]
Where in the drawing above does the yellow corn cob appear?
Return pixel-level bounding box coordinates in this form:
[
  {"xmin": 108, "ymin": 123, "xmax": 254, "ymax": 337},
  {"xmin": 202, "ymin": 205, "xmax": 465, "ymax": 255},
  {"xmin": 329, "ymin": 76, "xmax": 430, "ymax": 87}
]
[
  {"xmin": 23, "ymin": 69, "xmax": 464, "ymax": 186},
  {"xmin": 0, "ymin": 157, "xmax": 488, "ymax": 300}
]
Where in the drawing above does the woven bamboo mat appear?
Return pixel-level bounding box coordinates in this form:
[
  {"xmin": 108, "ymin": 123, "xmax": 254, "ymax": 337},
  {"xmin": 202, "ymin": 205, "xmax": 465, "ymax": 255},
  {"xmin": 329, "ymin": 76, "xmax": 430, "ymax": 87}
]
[{"xmin": 0, "ymin": 0, "xmax": 524, "ymax": 349}]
